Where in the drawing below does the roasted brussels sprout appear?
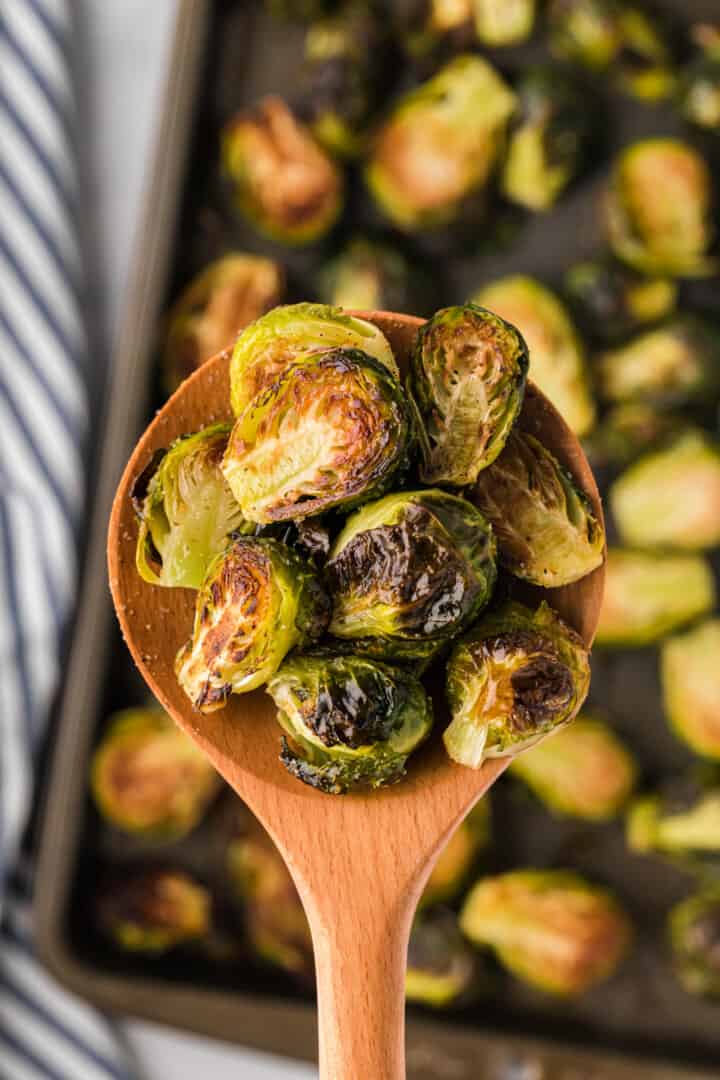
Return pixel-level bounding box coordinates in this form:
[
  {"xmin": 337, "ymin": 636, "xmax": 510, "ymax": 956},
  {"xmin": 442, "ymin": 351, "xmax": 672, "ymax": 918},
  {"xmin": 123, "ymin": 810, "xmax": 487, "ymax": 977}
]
[
  {"xmin": 460, "ymin": 870, "xmax": 632, "ymax": 994},
  {"xmin": 326, "ymin": 490, "xmax": 497, "ymax": 663},
  {"xmin": 604, "ymin": 138, "xmax": 715, "ymax": 277},
  {"xmin": 583, "ymin": 404, "xmax": 687, "ymax": 470},
  {"xmin": 91, "ymin": 707, "xmax": 221, "ymax": 838},
  {"xmin": 133, "ymin": 424, "xmax": 250, "ymax": 590},
  {"xmin": 598, "ymin": 317, "xmax": 720, "ymax": 409},
  {"xmin": 474, "ymin": 277, "xmax": 595, "ymax": 437},
  {"xmin": 390, "ymin": 0, "xmax": 474, "ymax": 60},
  {"xmin": 662, "ymin": 619, "xmax": 720, "ymax": 760},
  {"xmin": 548, "ymin": 0, "xmax": 620, "ymax": 70},
  {"xmin": 267, "ymin": 653, "xmax": 433, "ymax": 794},
  {"xmin": 677, "ymin": 24, "xmax": 720, "ymax": 133},
  {"xmin": 302, "ymin": 2, "xmax": 389, "ymax": 158},
  {"xmin": 628, "ymin": 775, "xmax": 720, "ymax": 869},
  {"xmin": 421, "ymin": 801, "xmax": 491, "ymax": 909},
  {"xmin": 161, "ymin": 255, "xmax": 284, "ymax": 394},
  {"xmin": 318, "ymin": 238, "xmax": 422, "ymax": 316},
  {"xmin": 229, "ymin": 302, "xmax": 397, "ymax": 415},
  {"xmin": 596, "ymin": 548, "xmax": 715, "ymax": 647},
  {"xmin": 501, "ymin": 67, "xmax": 591, "ymax": 213},
  {"xmin": 472, "ymin": 429, "xmax": 605, "ymax": 588},
  {"xmin": 473, "ymin": 0, "xmax": 536, "ymax": 46},
  {"xmin": 407, "ymin": 910, "xmax": 478, "ymax": 1007},
  {"xmin": 669, "ymin": 888, "xmax": 720, "ymax": 997},
  {"xmin": 365, "ymin": 56, "xmax": 516, "ymax": 233},
  {"xmin": 96, "ymin": 868, "xmax": 211, "ymax": 953},
  {"xmin": 445, "ymin": 601, "xmax": 591, "ymax": 768},
  {"xmin": 411, "ymin": 303, "xmax": 528, "ymax": 487},
  {"xmin": 222, "ymin": 97, "xmax": 343, "ymax": 245},
  {"xmin": 610, "ymin": 430, "xmax": 720, "ymax": 550},
  {"xmin": 223, "ymin": 348, "xmax": 411, "ymax": 524},
  {"xmin": 227, "ymin": 826, "xmax": 313, "ymax": 979},
  {"xmin": 176, "ymin": 537, "xmax": 328, "ymax": 712},
  {"xmin": 564, "ymin": 260, "xmax": 677, "ymax": 344},
  {"xmin": 509, "ymin": 714, "xmax": 636, "ymax": 821}
]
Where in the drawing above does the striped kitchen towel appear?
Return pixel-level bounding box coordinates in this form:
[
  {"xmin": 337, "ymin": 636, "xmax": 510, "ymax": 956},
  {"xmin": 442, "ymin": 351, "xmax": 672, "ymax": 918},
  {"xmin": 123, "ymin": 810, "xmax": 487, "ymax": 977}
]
[{"xmin": 1, "ymin": 1, "xmax": 135, "ymax": 1076}]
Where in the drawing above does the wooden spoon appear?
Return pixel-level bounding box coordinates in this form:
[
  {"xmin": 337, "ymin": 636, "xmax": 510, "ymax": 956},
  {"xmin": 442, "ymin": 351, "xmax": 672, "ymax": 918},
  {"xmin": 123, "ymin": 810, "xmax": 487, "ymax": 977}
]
[{"xmin": 108, "ymin": 311, "xmax": 604, "ymax": 1080}]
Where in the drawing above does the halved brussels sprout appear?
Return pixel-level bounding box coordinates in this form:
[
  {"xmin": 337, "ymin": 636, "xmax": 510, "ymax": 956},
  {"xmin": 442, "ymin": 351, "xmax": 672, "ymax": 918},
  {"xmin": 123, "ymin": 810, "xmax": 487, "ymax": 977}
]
[
  {"xmin": 411, "ymin": 303, "xmax": 529, "ymax": 487},
  {"xmin": 604, "ymin": 138, "xmax": 715, "ymax": 277},
  {"xmin": 472, "ymin": 429, "xmax": 605, "ymax": 588},
  {"xmin": 678, "ymin": 25, "xmax": 720, "ymax": 132},
  {"xmin": 420, "ymin": 801, "xmax": 490, "ymax": 909},
  {"xmin": 445, "ymin": 601, "xmax": 591, "ymax": 768},
  {"xmin": 509, "ymin": 714, "xmax": 636, "ymax": 821},
  {"xmin": 224, "ymin": 348, "xmax": 411, "ymax": 524},
  {"xmin": 407, "ymin": 909, "xmax": 478, "ymax": 1007},
  {"xmin": 662, "ymin": 619, "xmax": 720, "ymax": 760},
  {"xmin": 221, "ymin": 97, "xmax": 343, "ymax": 245},
  {"xmin": 267, "ymin": 652, "xmax": 433, "ymax": 794},
  {"xmin": 302, "ymin": 2, "xmax": 389, "ymax": 158},
  {"xmin": 176, "ymin": 537, "xmax": 328, "ymax": 712},
  {"xmin": 391, "ymin": 0, "xmax": 474, "ymax": 59},
  {"xmin": 583, "ymin": 405, "xmax": 687, "ymax": 471},
  {"xmin": 473, "ymin": 0, "xmax": 535, "ymax": 46},
  {"xmin": 162, "ymin": 255, "xmax": 284, "ymax": 394},
  {"xmin": 598, "ymin": 317, "xmax": 720, "ymax": 409},
  {"xmin": 365, "ymin": 56, "xmax": 516, "ymax": 233},
  {"xmin": 96, "ymin": 868, "xmax": 211, "ymax": 953},
  {"xmin": 597, "ymin": 548, "xmax": 715, "ymax": 647},
  {"xmin": 501, "ymin": 67, "xmax": 591, "ymax": 213},
  {"xmin": 669, "ymin": 888, "xmax": 720, "ymax": 997},
  {"xmin": 229, "ymin": 302, "xmax": 397, "ymax": 416},
  {"xmin": 460, "ymin": 869, "xmax": 631, "ymax": 994},
  {"xmin": 326, "ymin": 490, "xmax": 497, "ymax": 663},
  {"xmin": 91, "ymin": 707, "xmax": 221, "ymax": 838},
  {"xmin": 628, "ymin": 775, "xmax": 720, "ymax": 869},
  {"xmin": 318, "ymin": 238, "xmax": 423, "ymax": 316},
  {"xmin": 548, "ymin": 0, "xmax": 621, "ymax": 69},
  {"xmin": 564, "ymin": 260, "xmax": 677, "ymax": 344},
  {"xmin": 474, "ymin": 277, "xmax": 595, "ymax": 437},
  {"xmin": 227, "ymin": 826, "xmax": 313, "ymax": 980},
  {"xmin": 610, "ymin": 430, "xmax": 720, "ymax": 550},
  {"xmin": 133, "ymin": 424, "xmax": 250, "ymax": 590}
]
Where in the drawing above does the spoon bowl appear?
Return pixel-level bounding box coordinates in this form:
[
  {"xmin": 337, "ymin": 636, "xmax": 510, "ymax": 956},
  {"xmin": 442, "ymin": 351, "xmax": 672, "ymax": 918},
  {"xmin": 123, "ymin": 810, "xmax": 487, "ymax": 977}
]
[{"xmin": 108, "ymin": 310, "xmax": 604, "ymax": 1080}]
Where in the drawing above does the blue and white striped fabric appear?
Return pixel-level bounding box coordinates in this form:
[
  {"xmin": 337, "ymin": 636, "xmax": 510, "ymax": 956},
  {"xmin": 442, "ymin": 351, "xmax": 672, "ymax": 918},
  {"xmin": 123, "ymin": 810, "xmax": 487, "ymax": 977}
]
[{"xmin": 1, "ymin": 2, "xmax": 134, "ymax": 1076}]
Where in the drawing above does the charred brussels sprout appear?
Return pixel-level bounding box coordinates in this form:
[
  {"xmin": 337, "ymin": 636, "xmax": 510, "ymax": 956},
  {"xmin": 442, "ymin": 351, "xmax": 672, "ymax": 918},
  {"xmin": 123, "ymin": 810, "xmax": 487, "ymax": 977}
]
[
  {"xmin": 407, "ymin": 910, "xmax": 478, "ymax": 1007},
  {"xmin": 473, "ymin": 0, "xmax": 536, "ymax": 46},
  {"xmin": 421, "ymin": 801, "xmax": 490, "ymax": 909},
  {"xmin": 365, "ymin": 56, "xmax": 516, "ymax": 233},
  {"xmin": 229, "ymin": 302, "xmax": 397, "ymax": 415},
  {"xmin": 460, "ymin": 870, "xmax": 631, "ymax": 994},
  {"xmin": 474, "ymin": 277, "xmax": 595, "ymax": 437},
  {"xmin": 326, "ymin": 490, "xmax": 497, "ymax": 663},
  {"xmin": 678, "ymin": 26, "xmax": 720, "ymax": 132},
  {"xmin": 669, "ymin": 889, "xmax": 720, "ymax": 997},
  {"xmin": 610, "ymin": 430, "xmax": 720, "ymax": 550},
  {"xmin": 96, "ymin": 868, "xmax": 211, "ymax": 953},
  {"xmin": 548, "ymin": 0, "xmax": 620, "ymax": 70},
  {"xmin": 91, "ymin": 708, "xmax": 220, "ymax": 838},
  {"xmin": 411, "ymin": 303, "xmax": 528, "ymax": 487},
  {"xmin": 501, "ymin": 67, "xmax": 591, "ymax": 213},
  {"xmin": 597, "ymin": 548, "xmax": 715, "ymax": 647},
  {"xmin": 564, "ymin": 260, "xmax": 676, "ymax": 344},
  {"xmin": 222, "ymin": 97, "xmax": 343, "ymax": 246},
  {"xmin": 267, "ymin": 653, "xmax": 433, "ymax": 794},
  {"xmin": 584, "ymin": 405, "xmax": 687, "ymax": 471},
  {"xmin": 628, "ymin": 775, "xmax": 720, "ymax": 869},
  {"xmin": 509, "ymin": 714, "xmax": 636, "ymax": 821},
  {"xmin": 223, "ymin": 348, "xmax": 411, "ymax": 524},
  {"xmin": 391, "ymin": 0, "xmax": 474, "ymax": 59},
  {"xmin": 176, "ymin": 537, "xmax": 328, "ymax": 712},
  {"xmin": 318, "ymin": 238, "xmax": 421, "ymax": 316},
  {"xmin": 598, "ymin": 317, "xmax": 720, "ymax": 409},
  {"xmin": 227, "ymin": 826, "xmax": 313, "ymax": 979},
  {"xmin": 133, "ymin": 424, "xmax": 250, "ymax": 590},
  {"xmin": 604, "ymin": 138, "xmax": 715, "ymax": 277},
  {"xmin": 161, "ymin": 255, "xmax": 284, "ymax": 394},
  {"xmin": 472, "ymin": 429, "xmax": 604, "ymax": 588},
  {"xmin": 445, "ymin": 601, "xmax": 591, "ymax": 768},
  {"xmin": 662, "ymin": 619, "xmax": 720, "ymax": 760},
  {"xmin": 302, "ymin": 2, "xmax": 389, "ymax": 158}
]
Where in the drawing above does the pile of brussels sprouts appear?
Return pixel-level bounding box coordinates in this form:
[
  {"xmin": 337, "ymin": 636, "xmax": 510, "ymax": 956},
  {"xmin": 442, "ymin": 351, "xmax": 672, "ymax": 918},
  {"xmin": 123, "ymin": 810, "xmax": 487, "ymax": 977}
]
[{"xmin": 135, "ymin": 301, "xmax": 602, "ymax": 794}]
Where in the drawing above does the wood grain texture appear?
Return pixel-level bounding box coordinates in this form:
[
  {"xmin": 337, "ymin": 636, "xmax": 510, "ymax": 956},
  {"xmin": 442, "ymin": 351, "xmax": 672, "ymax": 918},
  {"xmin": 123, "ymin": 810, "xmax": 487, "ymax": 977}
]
[{"xmin": 108, "ymin": 310, "xmax": 604, "ymax": 1080}]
